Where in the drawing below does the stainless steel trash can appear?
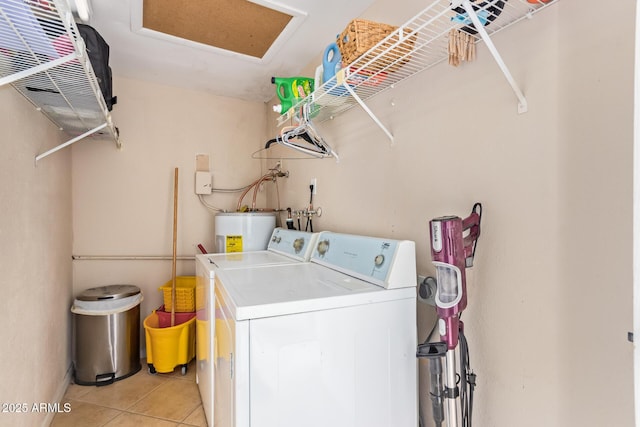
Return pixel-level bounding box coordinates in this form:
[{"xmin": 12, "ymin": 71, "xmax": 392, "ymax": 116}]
[{"xmin": 72, "ymin": 285, "xmax": 143, "ymax": 386}]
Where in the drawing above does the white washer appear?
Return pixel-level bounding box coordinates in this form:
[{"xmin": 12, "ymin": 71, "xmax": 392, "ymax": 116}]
[
  {"xmin": 195, "ymin": 228, "xmax": 319, "ymax": 425},
  {"xmin": 196, "ymin": 231, "xmax": 418, "ymax": 427}
]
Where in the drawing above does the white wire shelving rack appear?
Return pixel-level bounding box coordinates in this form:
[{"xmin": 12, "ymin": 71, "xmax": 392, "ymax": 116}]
[
  {"xmin": 277, "ymin": 0, "xmax": 559, "ymax": 142},
  {"xmin": 0, "ymin": 0, "xmax": 120, "ymax": 163}
]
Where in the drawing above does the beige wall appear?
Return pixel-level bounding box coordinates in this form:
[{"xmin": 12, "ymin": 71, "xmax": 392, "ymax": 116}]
[
  {"xmin": 71, "ymin": 76, "xmax": 268, "ymax": 327},
  {"xmin": 0, "ymin": 0, "xmax": 634, "ymax": 426},
  {"xmin": 0, "ymin": 86, "xmax": 73, "ymax": 427},
  {"xmin": 557, "ymin": 1, "xmax": 634, "ymax": 425},
  {"xmin": 264, "ymin": 1, "xmax": 634, "ymax": 426}
]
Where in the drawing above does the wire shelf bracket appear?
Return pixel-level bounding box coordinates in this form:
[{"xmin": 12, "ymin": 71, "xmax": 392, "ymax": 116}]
[
  {"xmin": 457, "ymin": 0, "xmax": 528, "ymax": 113},
  {"xmin": 342, "ymin": 72, "xmax": 395, "ymax": 143},
  {"xmin": 0, "ymin": 0, "xmax": 121, "ymax": 164}
]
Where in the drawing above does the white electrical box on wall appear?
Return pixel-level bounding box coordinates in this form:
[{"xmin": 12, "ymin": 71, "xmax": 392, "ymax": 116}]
[{"xmin": 195, "ymin": 171, "xmax": 212, "ymax": 195}]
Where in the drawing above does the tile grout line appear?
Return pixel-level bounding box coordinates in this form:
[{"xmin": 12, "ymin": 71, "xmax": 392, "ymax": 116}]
[
  {"xmin": 114, "ymin": 408, "xmax": 184, "ymax": 425},
  {"xmin": 98, "ymin": 408, "xmax": 122, "ymax": 427},
  {"xmin": 147, "ymin": 375, "xmax": 202, "ymax": 424},
  {"xmin": 61, "ymin": 391, "xmax": 197, "ymax": 426},
  {"xmin": 54, "ymin": 360, "xmax": 203, "ymax": 426},
  {"xmin": 180, "ymin": 402, "xmax": 206, "ymax": 426},
  {"xmin": 121, "ymin": 376, "xmax": 200, "ymax": 424},
  {"xmin": 60, "ymin": 375, "xmax": 170, "ymax": 416},
  {"xmin": 122, "ymin": 374, "xmax": 172, "ymax": 411}
]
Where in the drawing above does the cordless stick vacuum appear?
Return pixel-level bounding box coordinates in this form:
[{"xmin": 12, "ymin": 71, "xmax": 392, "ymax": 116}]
[{"xmin": 417, "ymin": 203, "xmax": 482, "ymax": 427}]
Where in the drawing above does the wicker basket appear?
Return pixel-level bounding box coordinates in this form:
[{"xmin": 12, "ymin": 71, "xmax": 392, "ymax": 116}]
[{"xmin": 336, "ymin": 19, "xmax": 416, "ymax": 73}]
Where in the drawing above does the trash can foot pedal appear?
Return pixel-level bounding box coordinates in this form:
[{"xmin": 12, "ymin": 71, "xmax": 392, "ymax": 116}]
[{"xmin": 95, "ymin": 372, "xmax": 116, "ymax": 386}]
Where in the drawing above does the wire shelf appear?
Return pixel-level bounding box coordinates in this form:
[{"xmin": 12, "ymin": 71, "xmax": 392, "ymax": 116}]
[
  {"xmin": 277, "ymin": 0, "xmax": 559, "ymax": 129},
  {"xmin": 0, "ymin": 0, "xmax": 120, "ymax": 161}
]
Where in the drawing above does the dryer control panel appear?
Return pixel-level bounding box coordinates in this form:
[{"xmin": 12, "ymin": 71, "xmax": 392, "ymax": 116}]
[
  {"xmin": 267, "ymin": 228, "xmax": 319, "ymax": 261},
  {"xmin": 310, "ymin": 232, "xmax": 417, "ymax": 289}
]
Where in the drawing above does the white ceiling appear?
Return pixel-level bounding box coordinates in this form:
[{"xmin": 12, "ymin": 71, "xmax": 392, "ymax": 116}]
[{"xmin": 87, "ymin": 0, "xmax": 377, "ymax": 102}]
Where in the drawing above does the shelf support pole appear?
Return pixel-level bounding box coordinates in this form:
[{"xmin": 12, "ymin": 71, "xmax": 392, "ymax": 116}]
[
  {"xmin": 342, "ymin": 82, "xmax": 394, "ymax": 143},
  {"xmin": 35, "ymin": 123, "xmax": 108, "ymax": 164},
  {"xmin": 460, "ymin": 0, "xmax": 528, "ymax": 113}
]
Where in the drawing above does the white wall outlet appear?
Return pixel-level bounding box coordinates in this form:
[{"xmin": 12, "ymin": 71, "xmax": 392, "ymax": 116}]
[
  {"xmin": 195, "ymin": 171, "xmax": 212, "ymax": 195},
  {"xmin": 310, "ymin": 178, "xmax": 317, "ymax": 194}
]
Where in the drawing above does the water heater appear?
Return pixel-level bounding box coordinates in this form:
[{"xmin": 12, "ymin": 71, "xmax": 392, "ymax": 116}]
[{"xmin": 214, "ymin": 212, "xmax": 276, "ymax": 253}]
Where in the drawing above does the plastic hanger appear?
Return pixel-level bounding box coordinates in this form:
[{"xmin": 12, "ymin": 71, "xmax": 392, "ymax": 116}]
[{"xmin": 254, "ymin": 104, "xmax": 339, "ymax": 161}]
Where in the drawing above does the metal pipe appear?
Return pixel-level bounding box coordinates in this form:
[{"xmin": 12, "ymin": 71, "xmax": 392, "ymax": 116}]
[{"xmin": 72, "ymin": 255, "xmax": 195, "ymax": 261}]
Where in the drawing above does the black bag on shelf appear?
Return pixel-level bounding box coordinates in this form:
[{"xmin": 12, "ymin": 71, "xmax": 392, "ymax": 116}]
[{"xmin": 77, "ymin": 23, "xmax": 117, "ymax": 111}]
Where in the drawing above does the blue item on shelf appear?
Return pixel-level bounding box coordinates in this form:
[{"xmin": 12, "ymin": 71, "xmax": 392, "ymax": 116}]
[{"xmin": 321, "ymin": 42, "xmax": 348, "ymax": 97}]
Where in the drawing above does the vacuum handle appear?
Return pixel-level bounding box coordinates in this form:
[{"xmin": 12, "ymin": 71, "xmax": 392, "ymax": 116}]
[{"xmin": 462, "ymin": 202, "xmax": 482, "ymax": 267}]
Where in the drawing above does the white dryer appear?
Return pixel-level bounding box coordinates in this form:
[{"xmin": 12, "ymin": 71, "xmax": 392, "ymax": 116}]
[
  {"xmin": 195, "ymin": 228, "xmax": 319, "ymax": 425},
  {"xmin": 196, "ymin": 231, "xmax": 418, "ymax": 427}
]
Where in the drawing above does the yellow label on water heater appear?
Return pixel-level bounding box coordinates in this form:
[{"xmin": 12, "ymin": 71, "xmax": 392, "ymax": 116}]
[{"xmin": 226, "ymin": 235, "xmax": 243, "ymax": 253}]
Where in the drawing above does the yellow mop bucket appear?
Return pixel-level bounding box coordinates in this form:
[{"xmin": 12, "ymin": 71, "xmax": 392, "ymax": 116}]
[{"xmin": 144, "ymin": 311, "xmax": 196, "ymax": 375}]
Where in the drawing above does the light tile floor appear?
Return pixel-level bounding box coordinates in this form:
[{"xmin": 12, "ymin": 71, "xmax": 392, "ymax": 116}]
[{"xmin": 51, "ymin": 359, "xmax": 206, "ymax": 427}]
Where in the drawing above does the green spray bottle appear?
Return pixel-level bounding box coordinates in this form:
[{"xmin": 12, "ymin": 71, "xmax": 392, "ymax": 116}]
[{"xmin": 271, "ymin": 76, "xmax": 315, "ymax": 114}]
